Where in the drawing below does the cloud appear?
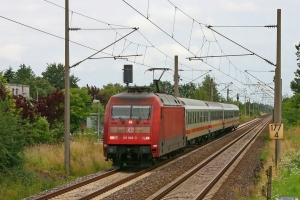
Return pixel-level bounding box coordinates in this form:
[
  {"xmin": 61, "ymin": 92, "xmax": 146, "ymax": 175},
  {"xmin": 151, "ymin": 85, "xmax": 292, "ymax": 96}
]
[{"xmin": 0, "ymin": 44, "xmax": 26, "ymax": 61}]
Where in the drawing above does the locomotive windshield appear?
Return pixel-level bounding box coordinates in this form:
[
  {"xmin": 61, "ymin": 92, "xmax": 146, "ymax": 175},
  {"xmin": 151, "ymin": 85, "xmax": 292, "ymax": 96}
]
[
  {"xmin": 111, "ymin": 105, "xmax": 151, "ymax": 119},
  {"xmin": 132, "ymin": 105, "xmax": 151, "ymax": 119}
]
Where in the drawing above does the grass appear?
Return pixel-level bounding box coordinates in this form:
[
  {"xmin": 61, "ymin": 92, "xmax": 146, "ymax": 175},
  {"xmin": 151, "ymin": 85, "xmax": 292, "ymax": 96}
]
[
  {"xmin": 247, "ymin": 126, "xmax": 300, "ymax": 199},
  {"xmin": 0, "ymin": 135, "xmax": 112, "ymax": 200}
]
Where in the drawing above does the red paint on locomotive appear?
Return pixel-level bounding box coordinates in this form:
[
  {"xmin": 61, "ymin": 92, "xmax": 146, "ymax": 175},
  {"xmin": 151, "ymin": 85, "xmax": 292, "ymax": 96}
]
[{"xmin": 103, "ymin": 91, "xmax": 185, "ymax": 167}]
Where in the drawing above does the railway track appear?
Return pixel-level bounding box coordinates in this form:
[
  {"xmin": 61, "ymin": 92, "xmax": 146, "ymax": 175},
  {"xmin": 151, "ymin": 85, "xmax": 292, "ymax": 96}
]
[
  {"xmin": 32, "ymin": 117, "xmax": 268, "ymax": 200},
  {"xmin": 149, "ymin": 116, "xmax": 271, "ymax": 200}
]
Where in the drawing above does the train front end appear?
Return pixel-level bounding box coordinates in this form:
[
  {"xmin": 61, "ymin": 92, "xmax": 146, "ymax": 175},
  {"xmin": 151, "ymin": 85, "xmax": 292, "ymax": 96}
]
[{"xmin": 103, "ymin": 91, "xmax": 159, "ymax": 167}]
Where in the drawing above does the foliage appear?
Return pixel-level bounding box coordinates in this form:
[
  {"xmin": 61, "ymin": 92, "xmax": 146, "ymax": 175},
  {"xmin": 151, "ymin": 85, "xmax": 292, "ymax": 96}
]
[
  {"xmin": 179, "ymin": 82, "xmax": 197, "ymax": 98},
  {"xmin": 49, "ymin": 120, "xmax": 65, "ymax": 143},
  {"xmin": 69, "ymin": 87, "xmax": 93, "ymax": 133},
  {"xmin": 86, "ymin": 84, "xmax": 100, "ymax": 100},
  {"xmin": 149, "ymin": 80, "xmax": 174, "ymax": 94},
  {"xmin": 2, "ymin": 66, "xmax": 16, "ymax": 83},
  {"xmin": 24, "ymin": 77, "xmax": 55, "ymax": 100},
  {"xmin": 282, "ymin": 93, "xmax": 300, "ymax": 127},
  {"xmin": 0, "ymin": 165, "xmax": 64, "ymax": 200},
  {"xmin": 98, "ymin": 83, "xmax": 125, "ymax": 105},
  {"xmin": 271, "ymin": 127, "xmax": 300, "ymax": 197},
  {"xmin": 32, "ymin": 117, "xmax": 54, "ymax": 144},
  {"xmin": 13, "ymin": 94, "xmax": 36, "ymax": 123},
  {"xmin": 13, "ymin": 64, "xmax": 35, "ymax": 84},
  {"xmin": 178, "ymin": 75, "xmax": 221, "ymax": 101},
  {"xmin": 0, "ymin": 88, "xmax": 25, "ymax": 172},
  {"xmin": 290, "ymin": 42, "xmax": 300, "ymax": 94},
  {"xmin": 35, "ymin": 89, "xmax": 64, "ymax": 126},
  {"xmin": 41, "ymin": 63, "xmax": 80, "ymax": 89}
]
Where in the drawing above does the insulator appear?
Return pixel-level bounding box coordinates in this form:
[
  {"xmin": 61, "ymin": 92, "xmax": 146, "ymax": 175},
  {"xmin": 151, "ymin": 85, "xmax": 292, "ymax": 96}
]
[
  {"xmin": 69, "ymin": 28, "xmax": 81, "ymax": 31},
  {"xmin": 265, "ymin": 25, "xmax": 277, "ymax": 28}
]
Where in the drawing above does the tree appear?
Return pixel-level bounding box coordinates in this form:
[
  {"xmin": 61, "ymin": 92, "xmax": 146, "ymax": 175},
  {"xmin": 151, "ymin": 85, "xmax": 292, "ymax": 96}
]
[
  {"xmin": 3, "ymin": 67, "xmax": 16, "ymax": 83},
  {"xmin": 14, "ymin": 64, "xmax": 35, "ymax": 84},
  {"xmin": 35, "ymin": 89, "xmax": 64, "ymax": 126},
  {"xmin": 149, "ymin": 80, "xmax": 174, "ymax": 94},
  {"xmin": 178, "ymin": 75, "xmax": 221, "ymax": 101},
  {"xmin": 87, "ymin": 84, "xmax": 100, "ymax": 101},
  {"xmin": 13, "ymin": 94, "xmax": 36, "ymax": 123},
  {"xmin": 69, "ymin": 87, "xmax": 92, "ymax": 133},
  {"xmin": 282, "ymin": 93, "xmax": 300, "ymax": 126},
  {"xmin": 290, "ymin": 42, "xmax": 300, "ymax": 94},
  {"xmin": 179, "ymin": 83, "xmax": 197, "ymax": 98},
  {"xmin": 0, "ymin": 75, "xmax": 25, "ymax": 171},
  {"xmin": 24, "ymin": 77, "xmax": 55, "ymax": 100},
  {"xmin": 42, "ymin": 63, "xmax": 80, "ymax": 89},
  {"xmin": 98, "ymin": 83, "xmax": 125, "ymax": 105}
]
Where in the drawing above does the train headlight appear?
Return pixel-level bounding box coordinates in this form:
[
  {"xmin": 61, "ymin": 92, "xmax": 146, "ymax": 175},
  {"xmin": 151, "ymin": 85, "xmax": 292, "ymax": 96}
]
[
  {"xmin": 142, "ymin": 136, "xmax": 150, "ymax": 140},
  {"xmin": 109, "ymin": 136, "xmax": 118, "ymax": 140}
]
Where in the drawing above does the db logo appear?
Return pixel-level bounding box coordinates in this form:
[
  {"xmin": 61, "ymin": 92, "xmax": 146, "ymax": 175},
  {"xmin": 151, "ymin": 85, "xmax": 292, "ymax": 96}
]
[{"xmin": 127, "ymin": 127, "xmax": 134, "ymax": 133}]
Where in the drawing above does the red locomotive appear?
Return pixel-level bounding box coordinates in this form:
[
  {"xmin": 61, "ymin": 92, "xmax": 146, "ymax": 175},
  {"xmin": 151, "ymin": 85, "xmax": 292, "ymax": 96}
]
[{"xmin": 103, "ymin": 87, "xmax": 239, "ymax": 167}]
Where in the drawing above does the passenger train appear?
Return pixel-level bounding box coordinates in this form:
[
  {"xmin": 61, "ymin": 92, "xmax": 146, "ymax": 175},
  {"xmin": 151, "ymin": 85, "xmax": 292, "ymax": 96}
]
[{"xmin": 103, "ymin": 87, "xmax": 239, "ymax": 167}]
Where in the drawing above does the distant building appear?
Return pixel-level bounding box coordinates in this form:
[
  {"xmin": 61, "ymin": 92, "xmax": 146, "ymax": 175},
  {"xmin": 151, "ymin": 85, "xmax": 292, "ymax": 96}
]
[{"xmin": 6, "ymin": 84, "xmax": 30, "ymax": 98}]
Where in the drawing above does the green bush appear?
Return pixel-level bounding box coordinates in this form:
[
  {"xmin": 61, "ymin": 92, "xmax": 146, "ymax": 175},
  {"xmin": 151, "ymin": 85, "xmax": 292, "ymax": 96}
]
[
  {"xmin": 32, "ymin": 117, "xmax": 54, "ymax": 144},
  {"xmin": 0, "ymin": 98, "xmax": 26, "ymax": 172}
]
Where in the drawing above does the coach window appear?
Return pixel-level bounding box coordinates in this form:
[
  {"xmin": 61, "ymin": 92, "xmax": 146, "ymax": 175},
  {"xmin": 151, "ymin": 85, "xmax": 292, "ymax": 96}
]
[
  {"xmin": 186, "ymin": 111, "xmax": 188, "ymax": 125},
  {"xmin": 131, "ymin": 106, "xmax": 151, "ymax": 119},
  {"xmin": 112, "ymin": 105, "xmax": 131, "ymax": 119},
  {"xmin": 200, "ymin": 111, "xmax": 202, "ymax": 122}
]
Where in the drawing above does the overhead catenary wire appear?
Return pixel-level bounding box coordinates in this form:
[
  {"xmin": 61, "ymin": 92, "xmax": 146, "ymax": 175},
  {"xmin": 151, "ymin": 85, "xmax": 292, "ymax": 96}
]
[
  {"xmin": 0, "ymin": 14, "xmax": 202, "ymax": 85},
  {"xmin": 207, "ymin": 26, "xmax": 276, "ymax": 66},
  {"xmin": 122, "ymin": 0, "xmax": 263, "ymax": 89},
  {"xmin": 44, "ymin": 0, "xmax": 200, "ymax": 78},
  {"xmin": 165, "ymin": 0, "xmax": 275, "ymax": 93}
]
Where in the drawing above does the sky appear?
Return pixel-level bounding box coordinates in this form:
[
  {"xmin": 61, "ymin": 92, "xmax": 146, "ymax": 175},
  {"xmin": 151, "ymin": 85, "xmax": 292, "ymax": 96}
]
[{"xmin": 1, "ymin": 0, "xmax": 299, "ymax": 105}]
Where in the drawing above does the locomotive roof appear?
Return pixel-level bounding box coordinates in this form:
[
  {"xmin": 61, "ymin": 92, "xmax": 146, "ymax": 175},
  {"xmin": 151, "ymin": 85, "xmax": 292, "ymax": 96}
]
[
  {"xmin": 177, "ymin": 97, "xmax": 208, "ymax": 108},
  {"xmin": 113, "ymin": 91, "xmax": 155, "ymax": 100},
  {"xmin": 155, "ymin": 93, "xmax": 182, "ymax": 106},
  {"xmin": 112, "ymin": 92, "xmax": 182, "ymax": 106}
]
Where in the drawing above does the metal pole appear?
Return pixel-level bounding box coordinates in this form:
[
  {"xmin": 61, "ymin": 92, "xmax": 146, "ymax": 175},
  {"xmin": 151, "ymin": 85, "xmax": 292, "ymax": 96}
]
[
  {"xmin": 245, "ymin": 96, "xmax": 246, "ymax": 116},
  {"xmin": 227, "ymin": 88, "xmax": 229, "ymax": 103},
  {"xmin": 98, "ymin": 101, "xmax": 100, "ymax": 135},
  {"xmin": 210, "ymin": 78, "xmax": 213, "ymax": 102},
  {"xmin": 249, "ymin": 98, "xmax": 250, "ymax": 116},
  {"xmin": 64, "ymin": 0, "xmax": 70, "ymax": 174},
  {"xmin": 266, "ymin": 166, "xmax": 272, "ymax": 200},
  {"xmin": 274, "ymin": 9, "xmax": 282, "ymax": 167},
  {"xmin": 237, "ymin": 93, "xmax": 239, "ymax": 108},
  {"xmin": 174, "ymin": 55, "xmax": 179, "ymax": 97}
]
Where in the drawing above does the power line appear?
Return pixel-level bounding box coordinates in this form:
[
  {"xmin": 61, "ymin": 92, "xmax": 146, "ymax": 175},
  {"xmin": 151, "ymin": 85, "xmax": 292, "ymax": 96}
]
[
  {"xmin": 44, "ymin": 0, "xmax": 199, "ymax": 78},
  {"xmin": 0, "ymin": 14, "xmax": 196, "ymax": 84},
  {"xmin": 122, "ymin": 0, "xmax": 263, "ymax": 89},
  {"xmin": 44, "ymin": 0, "xmax": 132, "ymax": 28},
  {"xmin": 207, "ymin": 25, "xmax": 275, "ymax": 28},
  {"xmin": 122, "ymin": 0, "xmax": 197, "ymax": 57},
  {"xmin": 207, "ymin": 26, "xmax": 276, "ymax": 66}
]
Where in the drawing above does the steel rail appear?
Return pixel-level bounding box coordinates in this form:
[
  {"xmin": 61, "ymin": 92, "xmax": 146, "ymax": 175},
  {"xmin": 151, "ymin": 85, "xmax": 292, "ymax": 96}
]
[
  {"xmin": 195, "ymin": 116, "xmax": 271, "ymax": 199},
  {"xmin": 35, "ymin": 117, "xmax": 265, "ymax": 200},
  {"xmin": 150, "ymin": 116, "xmax": 270, "ymax": 199},
  {"xmin": 35, "ymin": 169, "xmax": 119, "ymax": 200}
]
